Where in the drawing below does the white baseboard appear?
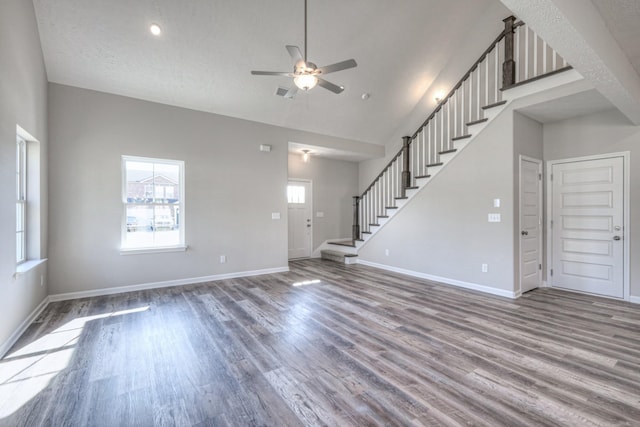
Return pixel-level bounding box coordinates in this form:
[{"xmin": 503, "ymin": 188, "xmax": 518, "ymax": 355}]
[
  {"xmin": 48, "ymin": 266, "xmax": 289, "ymax": 302},
  {"xmin": 630, "ymin": 296, "xmax": 640, "ymax": 305},
  {"xmin": 357, "ymin": 259, "xmax": 518, "ymax": 299},
  {"xmin": 0, "ymin": 296, "xmax": 50, "ymax": 359}
]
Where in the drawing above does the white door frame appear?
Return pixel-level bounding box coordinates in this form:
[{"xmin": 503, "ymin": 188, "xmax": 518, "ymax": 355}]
[
  {"xmin": 287, "ymin": 178, "xmax": 313, "ymax": 259},
  {"xmin": 519, "ymin": 155, "xmax": 543, "ymax": 295},
  {"xmin": 546, "ymin": 152, "xmax": 630, "ymax": 300}
]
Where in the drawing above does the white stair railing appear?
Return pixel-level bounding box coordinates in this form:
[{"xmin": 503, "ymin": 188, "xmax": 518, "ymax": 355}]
[{"xmin": 352, "ymin": 16, "xmax": 571, "ymax": 242}]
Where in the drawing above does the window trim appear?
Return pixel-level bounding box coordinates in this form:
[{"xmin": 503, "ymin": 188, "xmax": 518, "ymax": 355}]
[
  {"xmin": 121, "ymin": 155, "xmax": 186, "ymax": 254},
  {"xmin": 16, "ymin": 136, "xmax": 27, "ymax": 265}
]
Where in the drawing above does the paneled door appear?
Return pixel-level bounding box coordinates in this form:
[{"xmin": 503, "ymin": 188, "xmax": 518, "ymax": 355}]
[
  {"xmin": 519, "ymin": 157, "xmax": 542, "ymax": 293},
  {"xmin": 287, "ymin": 180, "xmax": 312, "ymax": 259},
  {"xmin": 551, "ymin": 156, "xmax": 624, "ymax": 298}
]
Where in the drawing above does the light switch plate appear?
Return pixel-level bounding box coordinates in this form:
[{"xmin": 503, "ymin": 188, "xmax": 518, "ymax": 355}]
[
  {"xmin": 488, "ymin": 213, "xmax": 501, "ymax": 222},
  {"xmin": 493, "ymin": 198, "xmax": 500, "ymax": 208},
  {"xmin": 271, "ymin": 212, "xmax": 280, "ymax": 220},
  {"xmin": 316, "ymin": 211, "xmax": 324, "ymax": 218}
]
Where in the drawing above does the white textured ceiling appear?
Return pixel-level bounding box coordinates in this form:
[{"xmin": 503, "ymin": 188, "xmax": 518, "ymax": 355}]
[
  {"xmin": 591, "ymin": 0, "xmax": 640, "ymax": 75},
  {"xmin": 32, "ymin": 0, "xmax": 498, "ymax": 149}
]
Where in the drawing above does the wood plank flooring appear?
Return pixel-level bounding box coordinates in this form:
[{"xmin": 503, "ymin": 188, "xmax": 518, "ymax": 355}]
[{"xmin": 1, "ymin": 259, "xmax": 639, "ymax": 426}]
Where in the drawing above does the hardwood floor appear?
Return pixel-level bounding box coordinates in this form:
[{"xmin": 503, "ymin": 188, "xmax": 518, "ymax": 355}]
[{"xmin": 1, "ymin": 259, "xmax": 639, "ymax": 426}]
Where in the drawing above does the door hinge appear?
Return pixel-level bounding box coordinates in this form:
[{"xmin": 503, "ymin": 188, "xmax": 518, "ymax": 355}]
[
  {"xmin": 539, "ymin": 264, "xmax": 542, "ymax": 270},
  {"xmin": 538, "ymin": 173, "xmax": 542, "ymax": 180},
  {"xmin": 550, "ymin": 269, "xmax": 554, "ymax": 276},
  {"xmin": 550, "ymin": 173, "xmax": 553, "ymax": 181},
  {"xmin": 550, "ymin": 220, "xmax": 553, "ymax": 229}
]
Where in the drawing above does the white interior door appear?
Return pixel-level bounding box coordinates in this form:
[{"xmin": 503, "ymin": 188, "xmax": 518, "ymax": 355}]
[
  {"xmin": 551, "ymin": 156, "xmax": 624, "ymax": 298},
  {"xmin": 519, "ymin": 157, "xmax": 542, "ymax": 293},
  {"xmin": 288, "ymin": 180, "xmax": 312, "ymax": 259}
]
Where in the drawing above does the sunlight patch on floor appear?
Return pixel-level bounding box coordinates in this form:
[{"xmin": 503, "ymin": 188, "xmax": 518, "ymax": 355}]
[
  {"xmin": 0, "ymin": 305, "xmax": 150, "ymax": 419},
  {"xmin": 291, "ymin": 279, "xmax": 321, "ymax": 287}
]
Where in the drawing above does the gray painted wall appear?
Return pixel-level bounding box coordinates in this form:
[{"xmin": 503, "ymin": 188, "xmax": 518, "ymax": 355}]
[
  {"xmin": 288, "ymin": 154, "xmax": 358, "ymax": 251},
  {"xmin": 357, "ymin": 109, "xmax": 516, "ymax": 293},
  {"xmin": 543, "ymin": 108, "xmax": 640, "ymax": 298},
  {"xmin": 0, "ymin": 0, "xmax": 49, "ymax": 353},
  {"xmin": 47, "ymin": 84, "xmax": 363, "ymax": 295}
]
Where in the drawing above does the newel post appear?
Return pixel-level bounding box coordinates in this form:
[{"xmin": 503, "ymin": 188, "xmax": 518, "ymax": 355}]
[
  {"xmin": 352, "ymin": 196, "xmax": 360, "ymax": 241},
  {"xmin": 401, "ymin": 136, "xmax": 411, "ymax": 198},
  {"xmin": 502, "ymin": 16, "xmax": 516, "ymax": 88}
]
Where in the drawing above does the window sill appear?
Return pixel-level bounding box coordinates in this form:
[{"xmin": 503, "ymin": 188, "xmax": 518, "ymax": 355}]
[
  {"xmin": 120, "ymin": 245, "xmax": 188, "ymax": 255},
  {"xmin": 15, "ymin": 259, "xmax": 47, "ymax": 275}
]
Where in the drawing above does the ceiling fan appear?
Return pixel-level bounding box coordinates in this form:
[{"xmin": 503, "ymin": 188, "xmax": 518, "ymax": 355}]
[{"xmin": 251, "ymin": 0, "xmax": 357, "ymax": 98}]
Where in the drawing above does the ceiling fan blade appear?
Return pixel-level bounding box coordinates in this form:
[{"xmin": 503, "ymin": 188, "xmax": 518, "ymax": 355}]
[
  {"xmin": 284, "ymin": 86, "xmax": 298, "ymax": 99},
  {"xmin": 286, "ymin": 45, "xmax": 304, "ymax": 64},
  {"xmin": 317, "ymin": 77, "xmax": 344, "ymax": 94},
  {"xmin": 251, "ymin": 70, "xmax": 293, "ymax": 76},
  {"xmin": 317, "ymin": 59, "xmax": 357, "ymax": 75}
]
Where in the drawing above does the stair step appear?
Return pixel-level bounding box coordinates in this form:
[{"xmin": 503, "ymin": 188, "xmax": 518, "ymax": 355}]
[
  {"xmin": 452, "ymin": 134, "xmax": 472, "ymax": 141},
  {"xmin": 321, "ymin": 249, "xmax": 358, "ymax": 264},
  {"xmin": 362, "ymin": 231, "xmax": 372, "ymax": 235},
  {"xmin": 415, "ymin": 174, "xmax": 431, "ymax": 179},
  {"xmin": 386, "ymin": 206, "xmax": 398, "ymax": 210},
  {"xmin": 378, "ymin": 215, "xmax": 389, "ymax": 218},
  {"xmin": 328, "ymin": 240, "xmax": 355, "ymax": 248},
  {"xmin": 395, "ymin": 197, "xmax": 408, "ymax": 200},
  {"xmin": 369, "ymin": 223, "xmax": 380, "ymax": 227},
  {"xmin": 439, "ymin": 149, "xmax": 457, "ymax": 155},
  {"xmin": 467, "ymin": 118, "xmax": 488, "ymax": 126},
  {"xmin": 427, "ymin": 162, "xmax": 444, "ymax": 167},
  {"xmin": 482, "ymin": 100, "xmax": 507, "ymax": 110}
]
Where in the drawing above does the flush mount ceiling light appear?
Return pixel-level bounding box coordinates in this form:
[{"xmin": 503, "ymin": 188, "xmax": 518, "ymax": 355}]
[
  {"xmin": 302, "ymin": 149, "xmax": 311, "ymax": 163},
  {"xmin": 251, "ymin": 0, "xmax": 357, "ymax": 98},
  {"xmin": 149, "ymin": 23, "xmax": 162, "ymax": 36}
]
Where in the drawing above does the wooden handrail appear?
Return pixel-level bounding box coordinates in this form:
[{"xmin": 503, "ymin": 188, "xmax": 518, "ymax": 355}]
[
  {"xmin": 355, "ymin": 15, "xmax": 567, "ymax": 242},
  {"xmin": 360, "ymin": 20, "xmax": 512, "ymax": 199},
  {"xmin": 360, "ymin": 149, "xmax": 403, "ymax": 197}
]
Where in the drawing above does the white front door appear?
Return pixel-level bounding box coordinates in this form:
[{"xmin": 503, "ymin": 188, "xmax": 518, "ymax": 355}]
[
  {"xmin": 551, "ymin": 156, "xmax": 625, "ymax": 298},
  {"xmin": 287, "ymin": 180, "xmax": 312, "ymax": 259},
  {"xmin": 519, "ymin": 156, "xmax": 542, "ymax": 293}
]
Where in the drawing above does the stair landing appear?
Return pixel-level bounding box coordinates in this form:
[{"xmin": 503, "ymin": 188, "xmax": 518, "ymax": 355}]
[{"xmin": 321, "ymin": 249, "xmax": 358, "ymax": 264}]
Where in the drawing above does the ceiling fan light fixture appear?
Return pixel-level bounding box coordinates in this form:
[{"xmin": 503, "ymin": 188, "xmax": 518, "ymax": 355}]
[{"xmin": 294, "ymin": 74, "xmax": 318, "ymax": 91}]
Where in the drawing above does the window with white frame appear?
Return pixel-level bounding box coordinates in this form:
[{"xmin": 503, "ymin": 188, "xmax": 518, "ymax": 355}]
[
  {"xmin": 16, "ymin": 136, "xmax": 26, "ymax": 264},
  {"xmin": 122, "ymin": 156, "xmax": 185, "ymax": 251}
]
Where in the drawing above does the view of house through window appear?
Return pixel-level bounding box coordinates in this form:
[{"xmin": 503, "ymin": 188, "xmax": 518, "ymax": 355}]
[
  {"xmin": 122, "ymin": 156, "xmax": 185, "ymax": 250},
  {"xmin": 16, "ymin": 136, "xmax": 26, "ymax": 264}
]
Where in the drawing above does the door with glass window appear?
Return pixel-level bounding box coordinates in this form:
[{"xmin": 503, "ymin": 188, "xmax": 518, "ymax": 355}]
[{"xmin": 287, "ymin": 180, "xmax": 312, "ymax": 259}]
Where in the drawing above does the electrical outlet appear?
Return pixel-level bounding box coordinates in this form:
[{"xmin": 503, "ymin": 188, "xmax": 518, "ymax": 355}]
[
  {"xmin": 482, "ymin": 263, "xmax": 488, "ymax": 273},
  {"xmin": 219, "ymin": 255, "xmax": 226, "ymax": 263},
  {"xmin": 385, "ymin": 249, "xmax": 389, "ymax": 256}
]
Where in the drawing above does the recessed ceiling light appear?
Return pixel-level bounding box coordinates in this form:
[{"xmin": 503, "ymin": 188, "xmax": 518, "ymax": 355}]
[
  {"xmin": 150, "ymin": 23, "xmax": 162, "ymax": 36},
  {"xmin": 361, "ymin": 93, "xmax": 370, "ymax": 100}
]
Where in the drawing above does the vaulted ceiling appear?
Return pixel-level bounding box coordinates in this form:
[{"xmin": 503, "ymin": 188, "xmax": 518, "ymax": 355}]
[
  {"xmin": 32, "ymin": 0, "xmax": 640, "ymax": 151},
  {"xmin": 32, "ymin": 0, "xmax": 502, "ymax": 147}
]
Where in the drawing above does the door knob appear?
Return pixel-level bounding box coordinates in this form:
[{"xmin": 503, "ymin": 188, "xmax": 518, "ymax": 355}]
[
  {"xmin": 613, "ymin": 236, "xmax": 621, "ymax": 241},
  {"xmin": 307, "ymin": 224, "xmax": 311, "ymax": 228},
  {"xmin": 521, "ymin": 230, "xmax": 528, "ymax": 236}
]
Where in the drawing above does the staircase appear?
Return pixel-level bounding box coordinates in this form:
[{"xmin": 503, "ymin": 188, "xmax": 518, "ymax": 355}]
[{"xmin": 322, "ymin": 16, "xmax": 571, "ymax": 264}]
